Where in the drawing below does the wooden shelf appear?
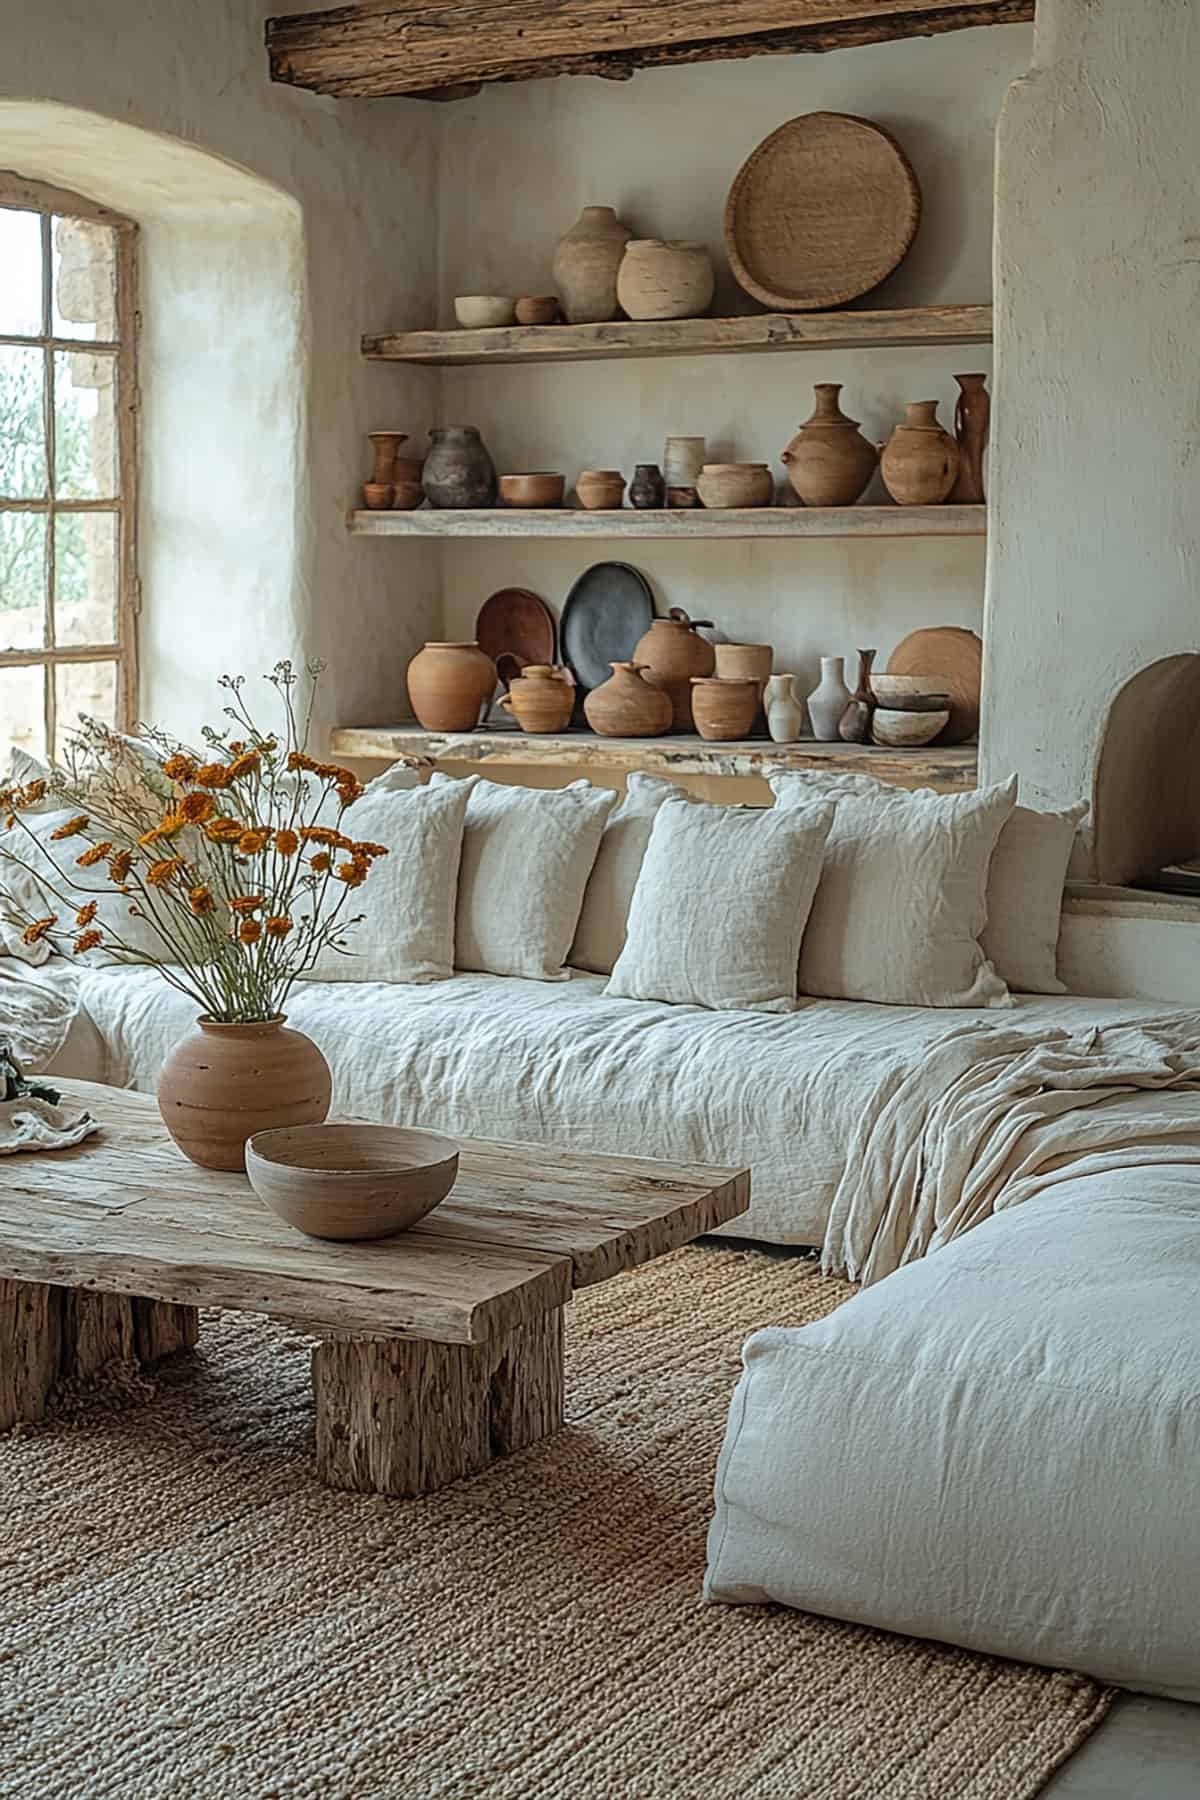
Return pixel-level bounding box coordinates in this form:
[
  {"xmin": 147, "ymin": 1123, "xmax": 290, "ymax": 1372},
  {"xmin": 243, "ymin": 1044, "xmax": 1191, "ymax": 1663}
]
[
  {"xmin": 331, "ymin": 726, "xmax": 978, "ymax": 791},
  {"xmin": 363, "ymin": 304, "xmax": 992, "ymax": 368},
  {"xmin": 350, "ymin": 505, "xmax": 986, "ymax": 542}
]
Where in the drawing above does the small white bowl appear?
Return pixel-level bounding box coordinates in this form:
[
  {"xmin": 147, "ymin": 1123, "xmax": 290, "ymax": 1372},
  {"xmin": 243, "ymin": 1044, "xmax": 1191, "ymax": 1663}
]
[
  {"xmin": 246, "ymin": 1122, "xmax": 459, "ymax": 1241},
  {"xmin": 454, "ymin": 295, "xmax": 517, "ymax": 329},
  {"xmin": 871, "ymin": 707, "xmax": 951, "ymax": 748}
]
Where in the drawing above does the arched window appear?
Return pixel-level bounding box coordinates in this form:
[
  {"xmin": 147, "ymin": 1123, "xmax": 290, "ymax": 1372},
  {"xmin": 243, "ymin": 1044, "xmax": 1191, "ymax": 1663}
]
[{"xmin": 0, "ymin": 171, "xmax": 136, "ymax": 760}]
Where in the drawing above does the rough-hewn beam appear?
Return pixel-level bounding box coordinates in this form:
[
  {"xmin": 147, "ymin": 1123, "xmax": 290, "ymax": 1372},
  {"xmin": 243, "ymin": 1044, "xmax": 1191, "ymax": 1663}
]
[{"xmin": 266, "ymin": 1, "xmax": 1035, "ymax": 101}]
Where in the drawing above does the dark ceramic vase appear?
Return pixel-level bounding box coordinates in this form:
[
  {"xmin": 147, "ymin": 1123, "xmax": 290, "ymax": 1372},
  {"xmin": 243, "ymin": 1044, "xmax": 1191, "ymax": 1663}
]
[
  {"xmin": 423, "ymin": 426, "xmax": 498, "ymax": 509},
  {"xmin": 629, "ymin": 463, "xmax": 666, "ymax": 510}
]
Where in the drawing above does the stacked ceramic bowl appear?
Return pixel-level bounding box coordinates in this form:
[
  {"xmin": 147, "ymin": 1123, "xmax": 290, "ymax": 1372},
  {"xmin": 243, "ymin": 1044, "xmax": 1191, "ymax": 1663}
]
[{"xmin": 870, "ymin": 675, "xmax": 951, "ymax": 746}]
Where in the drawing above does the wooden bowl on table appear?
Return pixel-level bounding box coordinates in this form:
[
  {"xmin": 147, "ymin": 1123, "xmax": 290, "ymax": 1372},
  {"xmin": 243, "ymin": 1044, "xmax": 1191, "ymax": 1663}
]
[
  {"xmin": 246, "ymin": 1122, "xmax": 460, "ymax": 1242},
  {"xmin": 500, "ymin": 472, "xmax": 565, "ymax": 508}
]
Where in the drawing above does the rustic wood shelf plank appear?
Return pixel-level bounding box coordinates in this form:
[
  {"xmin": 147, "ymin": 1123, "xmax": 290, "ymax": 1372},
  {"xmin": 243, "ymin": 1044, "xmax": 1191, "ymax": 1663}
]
[
  {"xmin": 330, "ymin": 726, "xmax": 978, "ymax": 791},
  {"xmin": 349, "ymin": 505, "xmax": 986, "ymax": 541},
  {"xmin": 363, "ymin": 304, "xmax": 993, "ymax": 367}
]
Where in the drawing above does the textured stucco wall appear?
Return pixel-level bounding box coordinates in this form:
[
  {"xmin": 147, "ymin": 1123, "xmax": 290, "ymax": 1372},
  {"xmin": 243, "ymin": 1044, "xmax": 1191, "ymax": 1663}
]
[{"xmin": 0, "ymin": 0, "xmax": 441, "ymax": 748}]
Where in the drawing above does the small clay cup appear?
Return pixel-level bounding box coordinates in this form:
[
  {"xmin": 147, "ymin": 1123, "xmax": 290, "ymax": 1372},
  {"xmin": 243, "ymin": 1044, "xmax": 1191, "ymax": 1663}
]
[
  {"xmin": 391, "ymin": 479, "xmax": 425, "ymax": 511},
  {"xmin": 515, "ymin": 296, "xmax": 559, "ymax": 326},
  {"xmin": 500, "ymin": 472, "xmax": 565, "ymax": 508},
  {"xmin": 363, "ymin": 482, "xmax": 393, "ymax": 510},
  {"xmin": 575, "ymin": 470, "xmax": 626, "ymax": 511}
]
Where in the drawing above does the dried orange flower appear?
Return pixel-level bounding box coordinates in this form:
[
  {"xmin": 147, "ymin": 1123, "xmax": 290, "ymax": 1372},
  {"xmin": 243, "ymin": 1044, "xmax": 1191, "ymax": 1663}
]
[
  {"xmin": 146, "ymin": 857, "xmax": 185, "ymax": 888},
  {"xmin": 336, "ymin": 776, "xmax": 364, "ymax": 807},
  {"xmin": 274, "ymin": 829, "xmax": 299, "ymax": 857},
  {"xmin": 137, "ymin": 826, "xmax": 164, "ymax": 848},
  {"xmin": 76, "ymin": 841, "xmax": 114, "ymax": 868},
  {"xmin": 74, "ymin": 929, "xmax": 103, "ymax": 954},
  {"xmin": 227, "ymin": 740, "xmax": 246, "ymax": 755},
  {"xmin": 75, "ymin": 901, "xmax": 98, "ymax": 927},
  {"xmin": 300, "ymin": 825, "xmax": 354, "ymax": 849},
  {"xmin": 287, "ymin": 751, "xmax": 319, "ymax": 774},
  {"xmin": 309, "ymin": 851, "xmax": 331, "ymax": 875},
  {"xmin": 205, "ymin": 817, "xmax": 244, "ymax": 843},
  {"xmin": 265, "ymin": 915, "xmax": 293, "ymax": 938},
  {"xmin": 50, "ymin": 814, "xmax": 88, "ymax": 841},
  {"xmin": 334, "ymin": 857, "xmax": 369, "ymax": 889},
  {"xmin": 352, "ymin": 840, "xmax": 389, "ymax": 860},
  {"xmin": 109, "ymin": 849, "xmax": 133, "ymax": 882},
  {"xmin": 179, "ymin": 792, "xmax": 216, "ymax": 824},
  {"xmin": 229, "ymin": 893, "xmax": 264, "ymax": 915},
  {"xmin": 237, "ymin": 827, "xmax": 271, "ymax": 855},
  {"xmin": 163, "ymin": 754, "xmax": 197, "ymax": 783},
  {"xmin": 227, "ymin": 751, "xmax": 260, "ymax": 780},
  {"xmin": 22, "ymin": 916, "xmax": 57, "ymax": 945},
  {"xmin": 238, "ymin": 918, "xmax": 262, "ymax": 945},
  {"xmin": 189, "ymin": 885, "xmax": 216, "ymax": 916},
  {"xmin": 194, "ymin": 762, "xmax": 231, "ymax": 790},
  {"xmin": 18, "ymin": 779, "xmax": 46, "ymax": 805}
]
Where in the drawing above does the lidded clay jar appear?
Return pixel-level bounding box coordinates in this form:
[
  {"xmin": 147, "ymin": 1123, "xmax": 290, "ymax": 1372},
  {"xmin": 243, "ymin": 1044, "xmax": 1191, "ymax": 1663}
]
[
  {"xmin": 782, "ymin": 383, "xmax": 879, "ymax": 507},
  {"xmin": 632, "ymin": 607, "xmax": 716, "ymax": 731},
  {"xmin": 407, "ymin": 641, "xmax": 496, "ymax": 731}
]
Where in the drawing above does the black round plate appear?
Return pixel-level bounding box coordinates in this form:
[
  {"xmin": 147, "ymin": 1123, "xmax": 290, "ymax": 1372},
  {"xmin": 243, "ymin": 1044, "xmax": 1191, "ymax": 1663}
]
[{"xmin": 560, "ymin": 562, "xmax": 655, "ymax": 695}]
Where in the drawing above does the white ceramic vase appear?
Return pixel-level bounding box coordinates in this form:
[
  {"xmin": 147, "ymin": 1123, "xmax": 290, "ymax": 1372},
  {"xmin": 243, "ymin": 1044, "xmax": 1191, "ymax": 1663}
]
[
  {"xmin": 806, "ymin": 657, "xmax": 852, "ymax": 742},
  {"xmin": 765, "ymin": 674, "xmax": 805, "ymax": 743}
]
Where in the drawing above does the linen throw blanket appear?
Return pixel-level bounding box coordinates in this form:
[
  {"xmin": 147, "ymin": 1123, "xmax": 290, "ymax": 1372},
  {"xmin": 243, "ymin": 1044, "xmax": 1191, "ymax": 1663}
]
[
  {"xmin": 0, "ymin": 961, "xmax": 97, "ymax": 1154},
  {"xmin": 824, "ymin": 1012, "xmax": 1200, "ymax": 1284}
]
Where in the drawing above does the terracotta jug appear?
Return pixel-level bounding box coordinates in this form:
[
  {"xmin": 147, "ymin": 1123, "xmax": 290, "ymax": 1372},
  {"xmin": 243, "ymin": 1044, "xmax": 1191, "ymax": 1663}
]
[
  {"xmin": 782, "ymin": 384, "xmax": 879, "ymax": 507},
  {"xmin": 422, "ymin": 425, "xmax": 498, "ymax": 509},
  {"xmin": 158, "ymin": 1016, "xmax": 332, "ymax": 1173},
  {"xmin": 616, "ymin": 240, "xmax": 714, "ymax": 321},
  {"xmin": 407, "ymin": 641, "xmax": 496, "ymax": 731},
  {"xmin": 583, "ymin": 661, "xmax": 673, "ymax": 738},
  {"xmin": 838, "ymin": 648, "xmax": 877, "ymax": 743},
  {"xmin": 499, "ymin": 664, "xmax": 575, "ymax": 734},
  {"xmin": 368, "ymin": 430, "xmax": 407, "ymax": 486},
  {"xmin": 880, "ymin": 401, "xmax": 960, "ymax": 506},
  {"xmin": 950, "ymin": 372, "xmax": 990, "ymax": 503},
  {"xmin": 690, "ymin": 677, "xmax": 760, "ymax": 742},
  {"xmin": 632, "ymin": 607, "xmax": 716, "ymax": 731},
  {"xmin": 552, "ymin": 205, "xmax": 634, "ymax": 324},
  {"xmin": 764, "ymin": 673, "xmax": 805, "ymax": 743},
  {"xmin": 807, "ymin": 656, "xmax": 852, "ymax": 741}
]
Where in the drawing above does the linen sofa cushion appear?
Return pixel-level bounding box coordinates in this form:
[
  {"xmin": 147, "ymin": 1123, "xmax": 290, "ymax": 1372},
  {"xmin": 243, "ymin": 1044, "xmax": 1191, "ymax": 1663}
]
[
  {"xmin": 705, "ymin": 1165, "xmax": 1200, "ymax": 1702},
  {"xmin": 770, "ymin": 773, "xmax": 1016, "ymax": 1008},
  {"xmin": 606, "ymin": 796, "xmax": 833, "ymax": 1013},
  {"xmin": 980, "ymin": 801, "xmax": 1087, "ymax": 994},
  {"xmin": 433, "ymin": 775, "xmax": 616, "ymax": 981},
  {"xmin": 309, "ymin": 772, "xmax": 471, "ymax": 984},
  {"xmin": 570, "ymin": 773, "xmax": 692, "ymax": 976}
]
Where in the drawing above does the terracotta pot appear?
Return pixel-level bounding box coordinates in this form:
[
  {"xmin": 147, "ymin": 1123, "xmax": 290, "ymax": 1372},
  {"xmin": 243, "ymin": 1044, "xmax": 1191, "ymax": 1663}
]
[
  {"xmin": 515, "ymin": 295, "xmax": 559, "ymax": 326},
  {"xmin": 407, "ymin": 641, "xmax": 497, "ymax": 731},
  {"xmin": 391, "ymin": 479, "xmax": 425, "ymax": 511},
  {"xmin": 880, "ymin": 401, "xmax": 960, "ymax": 506},
  {"xmin": 629, "ymin": 463, "xmax": 666, "ymax": 510},
  {"xmin": 575, "ymin": 469, "xmax": 626, "ymax": 511},
  {"xmin": 393, "ymin": 455, "xmax": 425, "ymax": 486},
  {"xmin": 663, "ymin": 436, "xmax": 706, "ymax": 486},
  {"xmin": 782, "ymin": 384, "xmax": 879, "ymax": 507},
  {"xmin": 368, "ymin": 431, "xmax": 407, "ymax": 486},
  {"xmin": 423, "ymin": 426, "xmax": 498, "ymax": 509},
  {"xmin": 362, "ymin": 482, "xmax": 393, "ymax": 510},
  {"xmin": 499, "ymin": 472, "xmax": 565, "ymax": 508},
  {"xmin": 714, "ymin": 642, "xmax": 773, "ymax": 707},
  {"xmin": 499, "ymin": 664, "xmax": 575, "ymax": 733},
  {"xmin": 690, "ymin": 677, "xmax": 760, "ymax": 741},
  {"xmin": 157, "ymin": 1015, "xmax": 332, "ymax": 1173},
  {"xmin": 696, "ymin": 463, "xmax": 774, "ymax": 509},
  {"xmin": 633, "ymin": 607, "xmax": 716, "ymax": 731},
  {"xmin": 838, "ymin": 648, "xmax": 877, "ymax": 743},
  {"xmin": 583, "ymin": 661, "xmax": 673, "ymax": 738},
  {"xmin": 765, "ymin": 673, "xmax": 805, "ymax": 743},
  {"xmin": 807, "ymin": 656, "xmax": 852, "ymax": 741},
  {"xmin": 616, "ymin": 240, "xmax": 715, "ymax": 321},
  {"xmin": 950, "ymin": 372, "xmax": 990, "ymax": 503},
  {"xmin": 552, "ymin": 205, "xmax": 634, "ymax": 325}
]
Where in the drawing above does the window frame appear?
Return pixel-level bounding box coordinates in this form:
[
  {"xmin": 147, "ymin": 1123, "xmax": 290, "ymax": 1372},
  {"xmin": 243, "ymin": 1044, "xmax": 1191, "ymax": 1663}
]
[{"xmin": 0, "ymin": 169, "xmax": 138, "ymax": 753}]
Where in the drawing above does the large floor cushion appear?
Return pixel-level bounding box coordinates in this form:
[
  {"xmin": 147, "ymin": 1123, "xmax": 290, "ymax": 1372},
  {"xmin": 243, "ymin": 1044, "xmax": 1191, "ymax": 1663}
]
[{"xmin": 706, "ymin": 1169, "xmax": 1200, "ymax": 1701}]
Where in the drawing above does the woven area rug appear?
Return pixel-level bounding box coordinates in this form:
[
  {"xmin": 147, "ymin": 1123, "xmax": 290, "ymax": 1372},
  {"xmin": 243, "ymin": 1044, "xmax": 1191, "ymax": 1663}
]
[{"xmin": 2, "ymin": 1243, "xmax": 1110, "ymax": 1799}]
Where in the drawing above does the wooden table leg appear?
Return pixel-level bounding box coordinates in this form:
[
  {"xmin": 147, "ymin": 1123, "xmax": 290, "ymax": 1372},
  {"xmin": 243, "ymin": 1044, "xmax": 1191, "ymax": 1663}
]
[
  {"xmin": 0, "ymin": 1279, "xmax": 200, "ymax": 1429},
  {"xmin": 313, "ymin": 1306, "xmax": 565, "ymax": 1497}
]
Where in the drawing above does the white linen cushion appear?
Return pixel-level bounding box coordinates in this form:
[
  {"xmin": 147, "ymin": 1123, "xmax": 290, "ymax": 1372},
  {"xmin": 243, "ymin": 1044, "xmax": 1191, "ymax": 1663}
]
[
  {"xmin": 309, "ymin": 772, "xmax": 471, "ymax": 984},
  {"xmin": 570, "ymin": 773, "xmax": 692, "ymax": 976},
  {"xmin": 705, "ymin": 1165, "xmax": 1200, "ymax": 1701},
  {"xmin": 980, "ymin": 801, "xmax": 1087, "ymax": 994},
  {"xmin": 433, "ymin": 776, "xmax": 616, "ymax": 981},
  {"xmin": 606, "ymin": 796, "xmax": 834, "ymax": 1013},
  {"xmin": 770, "ymin": 773, "xmax": 1017, "ymax": 1008}
]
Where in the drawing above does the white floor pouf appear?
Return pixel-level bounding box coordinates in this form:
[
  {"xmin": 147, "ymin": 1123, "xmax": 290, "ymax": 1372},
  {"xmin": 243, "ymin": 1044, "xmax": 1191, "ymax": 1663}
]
[{"xmin": 705, "ymin": 1171, "xmax": 1200, "ymax": 1702}]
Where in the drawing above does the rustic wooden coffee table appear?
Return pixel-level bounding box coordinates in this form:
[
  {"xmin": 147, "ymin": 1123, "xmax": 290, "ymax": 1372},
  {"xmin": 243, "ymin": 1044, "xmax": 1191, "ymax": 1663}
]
[{"xmin": 0, "ymin": 1081, "xmax": 748, "ymax": 1495}]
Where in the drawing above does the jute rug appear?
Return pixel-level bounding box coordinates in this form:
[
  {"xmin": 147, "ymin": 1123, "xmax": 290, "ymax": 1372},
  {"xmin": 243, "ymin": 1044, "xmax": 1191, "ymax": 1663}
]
[{"xmin": 1, "ymin": 1244, "xmax": 1110, "ymax": 1799}]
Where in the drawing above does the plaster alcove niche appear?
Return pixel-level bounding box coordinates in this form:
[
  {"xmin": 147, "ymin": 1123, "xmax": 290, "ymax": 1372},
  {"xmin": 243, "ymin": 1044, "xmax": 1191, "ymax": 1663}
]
[{"xmin": 1092, "ymin": 655, "xmax": 1200, "ymax": 889}]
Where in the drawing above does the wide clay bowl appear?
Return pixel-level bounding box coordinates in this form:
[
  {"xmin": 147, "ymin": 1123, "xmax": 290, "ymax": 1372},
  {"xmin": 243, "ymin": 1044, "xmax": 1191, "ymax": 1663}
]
[
  {"xmin": 454, "ymin": 294, "xmax": 517, "ymax": 329},
  {"xmin": 500, "ymin": 472, "xmax": 565, "ymax": 508},
  {"xmin": 871, "ymin": 706, "xmax": 951, "ymax": 747},
  {"xmin": 870, "ymin": 674, "xmax": 952, "ymax": 712},
  {"xmin": 246, "ymin": 1122, "xmax": 460, "ymax": 1242}
]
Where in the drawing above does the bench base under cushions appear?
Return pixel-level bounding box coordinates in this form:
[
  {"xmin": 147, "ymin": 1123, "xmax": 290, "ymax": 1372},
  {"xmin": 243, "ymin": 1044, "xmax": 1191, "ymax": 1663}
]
[{"xmin": 705, "ymin": 1168, "xmax": 1200, "ymax": 1701}]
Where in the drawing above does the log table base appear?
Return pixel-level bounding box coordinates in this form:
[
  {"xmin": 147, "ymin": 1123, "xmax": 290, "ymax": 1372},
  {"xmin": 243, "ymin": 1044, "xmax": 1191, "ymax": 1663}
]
[
  {"xmin": 0, "ymin": 1278, "xmax": 199, "ymax": 1430},
  {"xmin": 313, "ymin": 1306, "xmax": 565, "ymax": 1496}
]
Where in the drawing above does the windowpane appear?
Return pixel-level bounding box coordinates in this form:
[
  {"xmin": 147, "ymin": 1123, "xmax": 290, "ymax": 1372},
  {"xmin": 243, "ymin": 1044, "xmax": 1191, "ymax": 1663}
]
[
  {"xmin": 0, "ymin": 512, "xmax": 47, "ymax": 651},
  {"xmin": 0, "ymin": 345, "xmax": 48, "ymax": 497},
  {"xmin": 0, "ymin": 665, "xmax": 46, "ymax": 762},
  {"xmin": 54, "ymin": 349, "xmax": 117, "ymax": 499},
  {"xmin": 0, "ymin": 208, "xmax": 43, "ymax": 337},
  {"xmin": 52, "ymin": 215, "xmax": 117, "ymax": 341},
  {"xmin": 55, "ymin": 511, "xmax": 117, "ymax": 646},
  {"xmin": 55, "ymin": 660, "xmax": 117, "ymax": 746}
]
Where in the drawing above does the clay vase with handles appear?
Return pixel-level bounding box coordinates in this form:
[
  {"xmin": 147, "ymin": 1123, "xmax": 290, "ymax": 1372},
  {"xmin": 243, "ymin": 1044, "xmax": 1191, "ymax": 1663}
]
[
  {"xmin": 632, "ymin": 607, "xmax": 716, "ymax": 731},
  {"xmin": 158, "ymin": 1016, "xmax": 332, "ymax": 1173},
  {"xmin": 782, "ymin": 384, "xmax": 879, "ymax": 507},
  {"xmin": 950, "ymin": 372, "xmax": 990, "ymax": 503},
  {"xmin": 880, "ymin": 401, "xmax": 960, "ymax": 505},
  {"xmin": 422, "ymin": 425, "xmax": 498, "ymax": 509},
  {"xmin": 583, "ymin": 661, "xmax": 673, "ymax": 738},
  {"xmin": 552, "ymin": 205, "xmax": 634, "ymax": 324},
  {"xmin": 499, "ymin": 664, "xmax": 575, "ymax": 734},
  {"xmin": 407, "ymin": 641, "xmax": 496, "ymax": 731},
  {"xmin": 806, "ymin": 656, "xmax": 852, "ymax": 741},
  {"xmin": 765, "ymin": 673, "xmax": 805, "ymax": 743},
  {"xmin": 838, "ymin": 648, "xmax": 877, "ymax": 743}
]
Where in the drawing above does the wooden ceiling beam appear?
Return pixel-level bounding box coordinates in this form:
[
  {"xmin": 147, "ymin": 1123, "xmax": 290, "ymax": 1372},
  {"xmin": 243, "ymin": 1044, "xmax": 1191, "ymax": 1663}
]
[{"xmin": 266, "ymin": 1, "xmax": 1035, "ymax": 101}]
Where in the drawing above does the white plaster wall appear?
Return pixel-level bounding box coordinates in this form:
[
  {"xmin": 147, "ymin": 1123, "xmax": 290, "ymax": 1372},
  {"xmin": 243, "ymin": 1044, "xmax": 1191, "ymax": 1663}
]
[
  {"xmin": 432, "ymin": 27, "xmax": 1030, "ymax": 664},
  {"xmin": 0, "ymin": 1, "xmax": 442, "ymax": 748},
  {"xmin": 981, "ymin": 0, "xmax": 1200, "ymax": 819}
]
